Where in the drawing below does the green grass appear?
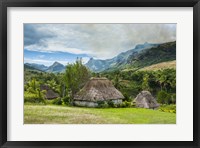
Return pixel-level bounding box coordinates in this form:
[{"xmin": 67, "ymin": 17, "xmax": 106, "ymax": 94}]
[
  {"xmin": 139, "ymin": 60, "xmax": 176, "ymax": 71},
  {"xmin": 122, "ymin": 60, "xmax": 176, "ymax": 72},
  {"xmin": 24, "ymin": 104, "xmax": 176, "ymax": 124}
]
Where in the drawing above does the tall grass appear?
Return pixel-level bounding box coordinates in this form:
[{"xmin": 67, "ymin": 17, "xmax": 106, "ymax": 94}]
[{"xmin": 24, "ymin": 104, "xmax": 176, "ymax": 124}]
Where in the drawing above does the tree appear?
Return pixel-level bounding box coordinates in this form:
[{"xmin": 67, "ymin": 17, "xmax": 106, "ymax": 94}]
[
  {"xmin": 113, "ymin": 74, "xmax": 121, "ymax": 90},
  {"xmin": 157, "ymin": 90, "xmax": 171, "ymax": 104},
  {"xmin": 24, "ymin": 79, "xmax": 46, "ymax": 102},
  {"xmin": 36, "ymin": 88, "xmax": 46, "ymax": 100},
  {"xmin": 46, "ymin": 79, "xmax": 57, "ymax": 91},
  {"xmin": 64, "ymin": 58, "xmax": 91, "ymax": 99},
  {"xmin": 142, "ymin": 73, "xmax": 150, "ymax": 91},
  {"xmin": 57, "ymin": 74, "xmax": 66, "ymax": 97},
  {"xmin": 25, "ymin": 78, "xmax": 40, "ymax": 93},
  {"xmin": 155, "ymin": 70, "xmax": 167, "ymax": 90}
]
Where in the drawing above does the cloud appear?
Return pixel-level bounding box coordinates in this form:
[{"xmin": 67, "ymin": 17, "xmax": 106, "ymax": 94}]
[
  {"xmin": 24, "ymin": 24, "xmax": 55, "ymax": 46},
  {"xmin": 82, "ymin": 57, "xmax": 90, "ymax": 64},
  {"xmin": 24, "ymin": 49, "xmax": 91, "ymax": 66},
  {"xmin": 24, "ymin": 58, "xmax": 71, "ymax": 66},
  {"xmin": 37, "ymin": 55, "xmax": 45, "ymax": 58},
  {"xmin": 24, "ymin": 24, "xmax": 176, "ymax": 59}
]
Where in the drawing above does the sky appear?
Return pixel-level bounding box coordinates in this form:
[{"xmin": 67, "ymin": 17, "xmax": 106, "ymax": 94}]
[{"xmin": 24, "ymin": 24, "xmax": 176, "ymax": 66}]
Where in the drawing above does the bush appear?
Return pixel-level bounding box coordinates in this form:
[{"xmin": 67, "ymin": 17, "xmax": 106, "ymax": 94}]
[
  {"xmin": 107, "ymin": 100, "xmax": 116, "ymax": 108},
  {"xmin": 158, "ymin": 104, "xmax": 176, "ymax": 113},
  {"xmin": 157, "ymin": 90, "xmax": 171, "ymax": 104},
  {"xmin": 120, "ymin": 101, "xmax": 132, "ymax": 108},
  {"xmin": 132, "ymin": 100, "xmax": 136, "ymax": 107},
  {"xmin": 97, "ymin": 101, "xmax": 109, "ymax": 108},
  {"xmin": 24, "ymin": 92, "xmax": 45, "ymax": 104},
  {"xmin": 171, "ymin": 93, "xmax": 176, "ymax": 104},
  {"xmin": 52, "ymin": 97, "xmax": 62, "ymax": 105},
  {"xmin": 123, "ymin": 93, "xmax": 133, "ymax": 102},
  {"xmin": 97, "ymin": 100, "xmax": 123, "ymax": 108},
  {"xmin": 62, "ymin": 96, "xmax": 71, "ymax": 105}
]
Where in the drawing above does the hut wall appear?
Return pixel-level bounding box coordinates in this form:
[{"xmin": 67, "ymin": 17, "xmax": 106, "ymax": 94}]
[
  {"xmin": 74, "ymin": 99, "xmax": 123, "ymax": 108},
  {"xmin": 74, "ymin": 101, "xmax": 98, "ymax": 107}
]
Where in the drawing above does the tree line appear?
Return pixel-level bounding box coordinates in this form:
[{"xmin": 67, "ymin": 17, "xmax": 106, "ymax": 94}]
[{"xmin": 24, "ymin": 59, "xmax": 176, "ymax": 106}]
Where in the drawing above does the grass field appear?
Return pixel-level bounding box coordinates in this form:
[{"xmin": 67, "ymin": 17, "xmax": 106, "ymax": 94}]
[
  {"xmin": 121, "ymin": 60, "xmax": 176, "ymax": 73},
  {"xmin": 139, "ymin": 60, "xmax": 176, "ymax": 71},
  {"xmin": 24, "ymin": 104, "xmax": 176, "ymax": 124}
]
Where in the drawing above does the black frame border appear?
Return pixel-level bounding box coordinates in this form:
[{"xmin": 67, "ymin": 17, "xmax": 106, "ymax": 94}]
[{"xmin": 0, "ymin": 0, "xmax": 200, "ymax": 147}]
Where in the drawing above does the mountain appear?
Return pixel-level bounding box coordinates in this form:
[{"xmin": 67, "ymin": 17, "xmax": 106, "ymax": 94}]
[
  {"xmin": 24, "ymin": 64, "xmax": 44, "ymax": 72},
  {"xmin": 24, "ymin": 41, "xmax": 176, "ymax": 73},
  {"xmin": 85, "ymin": 42, "xmax": 159, "ymax": 72},
  {"xmin": 126, "ymin": 41, "xmax": 176, "ymax": 68},
  {"xmin": 45, "ymin": 61, "xmax": 65, "ymax": 73},
  {"xmin": 86, "ymin": 41, "xmax": 176, "ymax": 72},
  {"xmin": 24, "ymin": 61, "xmax": 65, "ymax": 73},
  {"xmin": 24, "ymin": 63, "xmax": 48, "ymax": 71}
]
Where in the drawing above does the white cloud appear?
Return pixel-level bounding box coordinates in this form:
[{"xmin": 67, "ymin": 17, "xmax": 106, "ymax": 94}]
[
  {"xmin": 37, "ymin": 55, "xmax": 45, "ymax": 58},
  {"xmin": 24, "ymin": 58, "xmax": 72, "ymax": 66},
  {"xmin": 82, "ymin": 57, "xmax": 90, "ymax": 64},
  {"xmin": 26, "ymin": 44, "xmax": 90, "ymax": 55},
  {"xmin": 24, "ymin": 24, "xmax": 176, "ymax": 59}
]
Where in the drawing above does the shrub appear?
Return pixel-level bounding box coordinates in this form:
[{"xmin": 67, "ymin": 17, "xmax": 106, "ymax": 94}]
[
  {"xmin": 97, "ymin": 101, "xmax": 109, "ymax": 108},
  {"xmin": 52, "ymin": 97, "xmax": 62, "ymax": 105},
  {"xmin": 157, "ymin": 90, "xmax": 171, "ymax": 104},
  {"xmin": 107, "ymin": 100, "xmax": 115, "ymax": 108},
  {"xmin": 125, "ymin": 101, "xmax": 132, "ymax": 107},
  {"xmin": 45, "ymin": 99, "xmax": 54, "ymax": 105},
  {"xmin": 132, "ymin": 100, "xmax": 136, "ymax": 107},
  {"xmin": 62, "ymin": 96, "xmax": 71, "ymax": 105},
  {"xmin": 24, "ymin": 92, "xmax": 45, "ymax": 104},
  {"xmin": 123, "ymin": 93, "xmax": 133, "ymax": 102},
  {"xmin": 171, "ymin": 93, "xmax": 176, "ymax": 104},
  {"xmin": 158, "ymin": 104, "xmax": 176, "ymax": 113},
  {"xmin": 120, "ymin": 101, "xmax": 132, "ymax": 108}
]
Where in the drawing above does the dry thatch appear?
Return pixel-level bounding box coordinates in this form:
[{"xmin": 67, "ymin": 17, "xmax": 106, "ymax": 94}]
[
  {"xmin": 40, "ymin": 84, "xmax": 59, "ymax": 100},
  {"xmin": 74, "ymin": 77, "xmax": 124, "ymax": 102},
  {"xmin": 135, "ymin": 91, "xmax": 159, "ymax": 109}
]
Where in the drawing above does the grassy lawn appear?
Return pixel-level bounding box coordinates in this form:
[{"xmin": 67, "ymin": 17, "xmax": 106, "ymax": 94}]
[{"xmin": 24, "ymin": 104, "xmax": 176, "ymax": 124}]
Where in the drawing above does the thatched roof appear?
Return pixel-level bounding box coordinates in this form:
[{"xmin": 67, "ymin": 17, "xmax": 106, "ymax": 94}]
[
  {"xmin": 74, "ymin": 77, "xmax": 124, "ymax": 102},
  {"xmin": 135, "ymin": 91, "xmax": 159, "ymax": 109},
  {"xmin": 40, "ymin": 84, "xmax": 59, "ymax": 100}
]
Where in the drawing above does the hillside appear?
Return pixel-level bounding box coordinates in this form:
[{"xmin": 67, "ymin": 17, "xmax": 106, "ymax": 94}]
[
  {"xmin": 25, "ymin": 63, "xmax": 48, "ymax": 71},
  {"xmin": 139, "ymin": 60, "xmax": 176, "ymax": 71},
  {"xmin": 86, "ymin": 41, "xmax": 176, "ymax": 72},
  {"xmin": 45, "ymin": 61, "xmax": 65, "ymax": 73},
  {"xmin": 127, "ymin": 41, "xmax": 176, "ymax": 68},
  {"xmin": 24, "ymin": 64, "xmax": 44, "ymax": 72},
  {"xmin": 86, "ymin": 42, "xmax": 158, "ymax": 72},
  {"xmin": 122, "ymin": 60, "xmax": 176, "ymax": 72},
  {"xmin": 24, "ymin": 61, "xmax": 65, "ymax": 73}
]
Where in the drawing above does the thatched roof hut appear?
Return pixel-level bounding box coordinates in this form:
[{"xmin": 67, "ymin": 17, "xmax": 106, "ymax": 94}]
[
  {"xmin": 74, "ymin": 77, "xmax": 124, "ymax": 107},
  {"xmin": 134, "ymin": 91, "xmax": 159, "ymax": 109},
  {"xmin": 40, "ymin": 84, "xmax": 59, "ymax": 100}
]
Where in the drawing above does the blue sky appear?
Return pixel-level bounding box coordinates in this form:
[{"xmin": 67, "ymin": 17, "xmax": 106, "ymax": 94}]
[
  {"xmin": 24, "ymin": 49, "xmax": 90, "ymax": 66},
  {"xmin": 24, "ymin": 24, "xmax": 176, "ymax": 66}
]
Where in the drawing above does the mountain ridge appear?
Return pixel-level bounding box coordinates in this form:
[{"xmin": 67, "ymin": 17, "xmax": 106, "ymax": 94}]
[
  {"xmin": 24, "ymin": 61, "xmax": 65, "ymax": 73},
  {"xmin": 24, "ymin": 41, "xmax": 176, "ymax": 73},
  {"xmin": 85, "ymin": 42, "xmax": 160, "ymax": 72},
  {"xmin": 46, "ymin": 61, "xmax": 65, "ymax": 73}
]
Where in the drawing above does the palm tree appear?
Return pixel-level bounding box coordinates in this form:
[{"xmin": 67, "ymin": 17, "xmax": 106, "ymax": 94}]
[
  {"xmin": 113, "ymin": 74, "xmax": 123, "ymax": 90},
  {"xmin": 155, "ymin": 70, "xmax": 167, "ymax": 91}
]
